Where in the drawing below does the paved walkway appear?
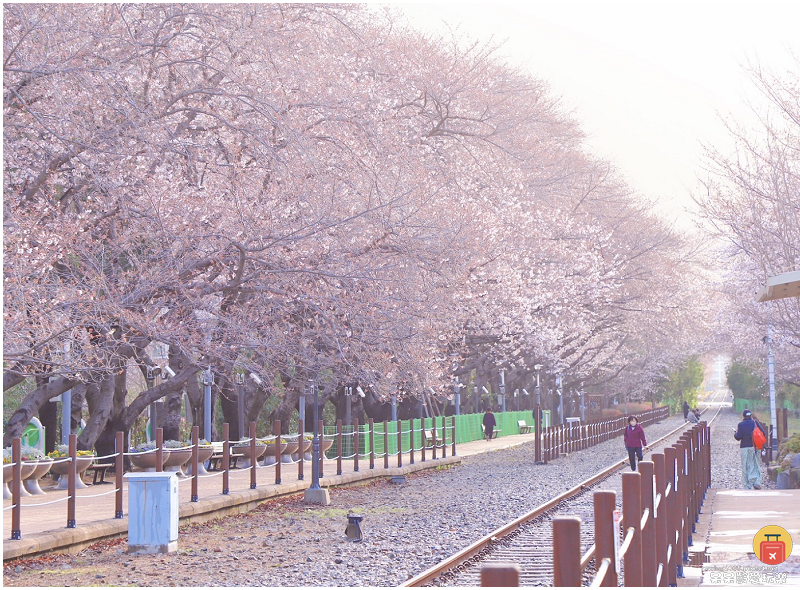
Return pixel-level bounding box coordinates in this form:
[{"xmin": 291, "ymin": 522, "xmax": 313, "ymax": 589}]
[
  {"xmin": 681, "ymin": 489, "xmax": 800, "ymax": 586},
  {"xmin": 3, "ymin": 433, "xmax": 538, "ymax": 560}
]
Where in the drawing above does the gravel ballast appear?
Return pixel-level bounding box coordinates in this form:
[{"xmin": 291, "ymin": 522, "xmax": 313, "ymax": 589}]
[{"xmin": 5, "ymin": 410, "xmax": 733, "ymax": 587}]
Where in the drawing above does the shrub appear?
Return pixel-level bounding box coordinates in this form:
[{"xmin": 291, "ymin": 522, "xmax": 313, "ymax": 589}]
[
  {"xmin": 48, "ymin": 444, "xmax": 95, "ymax": 458},
  {"xmin": 129, "ymin": 442, "xmax": 157, "ymax": 453},
  {"xmin": 777, "ymin": 433, "xmax": 800, "ymax": 464}
]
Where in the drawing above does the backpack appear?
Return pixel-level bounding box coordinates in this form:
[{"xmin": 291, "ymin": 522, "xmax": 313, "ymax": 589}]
[{"xmin": 752, "ymin": 420, "xmax": 767, "ymax": 450}]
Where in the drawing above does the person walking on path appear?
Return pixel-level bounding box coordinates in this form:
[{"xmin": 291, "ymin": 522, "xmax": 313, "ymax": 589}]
[
  {"xmin": 483, "ymin": 407, "xmax": 497, "ymax": 441},
  {"xmin": 733, "ymin": 409, "xmax": 764, "ymax": 489},
  {"xmin": 682, "ymin": 400, "xmax": 690, "ymax": 420},
  {"xmin": 624, "ymin": 415, "xmax": 648, "ymax": 471}
]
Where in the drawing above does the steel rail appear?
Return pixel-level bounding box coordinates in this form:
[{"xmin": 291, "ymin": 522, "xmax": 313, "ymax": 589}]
[{"xmin": 401, "ymin": 408, "xmax": 715, "ymax": 587}]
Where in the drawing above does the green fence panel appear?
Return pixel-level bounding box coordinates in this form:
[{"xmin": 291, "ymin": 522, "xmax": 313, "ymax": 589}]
[{"xmin": 734, "ymin": 398, "xmax": 795, "ymax": 413}]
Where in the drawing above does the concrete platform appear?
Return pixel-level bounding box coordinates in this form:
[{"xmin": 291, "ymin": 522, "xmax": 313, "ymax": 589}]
[
  {"xmin": 690, "ymin": 489, "xmax": 800, "ymax": 586},
  {"xmin": 3, "ymin": 432, "xmax": 541, "ymax": 561}
]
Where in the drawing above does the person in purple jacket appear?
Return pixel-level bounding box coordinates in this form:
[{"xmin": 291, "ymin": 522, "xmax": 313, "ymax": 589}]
[{"xmin": 624, "ymin": 415, "xmax": 648, "ymax": 471}]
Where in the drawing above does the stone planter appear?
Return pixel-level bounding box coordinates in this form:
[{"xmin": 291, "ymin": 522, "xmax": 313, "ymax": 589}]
[
  {"xmin": 232, "ymin": 444, "xmax": 267, "ymax": 469},
  {"xmin": 304, "ymin": 439, "xmax": 333, "ymax": 461},
  {"xmin": 50, "ymin": 456, "xmax": 94, "ymax": 490},
  {"xmin": 293, "ymin": 440, "xmax": 313, "ymax": 462},
  {"xmin": 281, "ymin": 441, "xmax": 299, "ymax": 463},
  {"xmin": 3, "ymin": 461, "xmax": 37, "ymax": 500},
  {"xmin": 185, "ymin": 447, "xmax": 214, "ymax": 476},
  {"xmin": 24, "ymin": 457, "xmax": 53, "ymax": 495},
  {"xmin": 129, "ymin": 450, "xmax": 170, "ymax": 472},
  {"xmin": 260, "ymin": 443, "xmax": 288, "ymax": 466},
  {"xmin": 162, "ymin": 448, "xmax": 192, "ymax": 478}
]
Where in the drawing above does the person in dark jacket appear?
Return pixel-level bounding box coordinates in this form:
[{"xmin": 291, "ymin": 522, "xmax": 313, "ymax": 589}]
[
  {"xmin": 733, "ymin": 409, "xmax": 763, "ymax": 489},
  {"xmin": 682, "ymin": 400, "xmax": 690, "ymax": 420},
  {"xmin": 624, "ymin": 415, "xmax": 648, "ymax": 471},
  {"xmin": 483, "ymin": 407, "xmax": 497, "ymax": 440}
]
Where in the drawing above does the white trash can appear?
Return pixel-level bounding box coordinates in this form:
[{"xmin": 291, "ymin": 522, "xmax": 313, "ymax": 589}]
[{"xmin": 124, "ymin": 471, "xmax": 179, "ymax": 554}]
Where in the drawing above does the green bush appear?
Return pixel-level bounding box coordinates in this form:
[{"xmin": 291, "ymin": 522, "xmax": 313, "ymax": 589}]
[{"xmin": 777, "ymin": 433, "xmax": 800, "ymax": 464}]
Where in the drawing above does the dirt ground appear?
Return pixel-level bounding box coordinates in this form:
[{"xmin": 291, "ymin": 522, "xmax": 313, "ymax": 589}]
[{"xmin": 2, "ymin": 474, "xmax": 445, "ymax": 587}]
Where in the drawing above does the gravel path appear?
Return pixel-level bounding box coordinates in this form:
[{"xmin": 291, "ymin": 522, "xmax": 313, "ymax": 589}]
[
  {"xmin": 3, "ymin": 412, "xmax": 690, "ymax": 587},
  {"xmin": 709, "ymin": 404, "xmax": 774, "ymax": 490}
]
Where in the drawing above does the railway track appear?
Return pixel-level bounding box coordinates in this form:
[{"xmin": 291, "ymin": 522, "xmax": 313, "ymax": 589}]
[{"xmin": 403, "ymin": 400, "xmax": 723, "ymax": 587}]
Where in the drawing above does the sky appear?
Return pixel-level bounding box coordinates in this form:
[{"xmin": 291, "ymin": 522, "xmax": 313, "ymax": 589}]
[{"xmin": 390, "ymin": 1, "xmax": 800, "ymax": 225}]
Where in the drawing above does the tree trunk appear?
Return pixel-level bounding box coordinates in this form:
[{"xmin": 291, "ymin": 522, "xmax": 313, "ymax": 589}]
[
  {"xmin": 3, "ymin": 377, "xmax": 80, "ymax": 446},
  {"xmin": 38, "ymin": 399, "xmax": 58, "ymax": 454},
  {"xmin": 161, "ymin": 345, "xmax": 187, "ymax": 441},
  {"xmin": 122, "ymin": 366, "xmax": 198, "ymax": 431},
  {"xmin": 245, "ymin": 382, "xmax": 268, "ymax": 429},
  {"xmin": 77, "ymin": 374, "xmax": 115, "ymax": 451},
  {"xmin": 218, "ymin": 376, "xmax": 240, "ymax": 440},
  {"xmin": 71, "ymin": 381, "xmax": 86, "ymax": 434},
  {"xmin": 3, "ymin": 368, "xmax": 27, "ymax": 392}
]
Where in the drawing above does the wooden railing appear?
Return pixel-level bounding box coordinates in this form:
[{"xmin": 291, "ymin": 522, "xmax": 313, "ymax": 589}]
[
  {"xmin": 5, "ymin": 418, "xmax": 457, "ymax": 541},
  {"xmin": 552, "ymin": 421, "xmax": 710, "ymax": 587}
]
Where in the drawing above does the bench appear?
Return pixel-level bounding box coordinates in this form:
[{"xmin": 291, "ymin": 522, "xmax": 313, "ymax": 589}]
[
  {"xmin": 422, "ymin": 429, "xmax": 437, "ymax": 447},
  {"xmin": 481, "ymin": 424, "xmax": 501, "ymax": 440},
  {"xmin": 207, "ymin": 442, "xmax": 244, "ymax": 471},
  {"xmin": 517, "ymin": 420, "xmax": 532, "ymax": 434},
  {"xmin": 85, "ymin": 463, "xmax": 114, "ymax": 485}
]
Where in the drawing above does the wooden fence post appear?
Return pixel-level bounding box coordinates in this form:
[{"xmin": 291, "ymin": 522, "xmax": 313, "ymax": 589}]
[
  {"xmin": 318, "ymin": 420, "xmax": 325, "ymax": 478},
  {"xmin": 191, "ymin": 426, "xmax": 199, "ymax": 502},
  {"xmin": 223, "ymin": 423, "xmax": 230, "ymax": 494},
  {"xmin": 249, "ymin": 421, "xmax": 257, "ymax": 489},
  {"xmin": 594, "ymin": 490, "xmax": 618, "ymax": 587},
  {"xmin": 622, "ymin": 471, "xmax": 644, "ymax": 587},
  {"xmin": 11, "ymin": 438, "xmax": 22, "ymax": 539},
  {"xmin": 336, "ymin": 419, "xmax": 343, "ymax": 476},
  {"xmin": 369, "ymin": 418, "xmax": 375, "ymax": 470},
  {"xmin": 298, "ymin": 419, "xmax": 305, "ymax": 481},
  {"xmin": 274, "ymin": 420, "xmax": 282, "ymax": 485},
  {"xmin": 639, "ymin": 461, "xmax": 658, "ymax": 587},
  {"xmin": 652, "ymin": 453, "xmax": 668, "ymax": 587},
  {"xmin": 481, "ymin": 564, "xmax": 520, "ymax": 587},
  {"xmin": 553, "ymin": 517, "xmax": 583, "ymax": 587},
  {"xmin": 67, "ymin": 433, "xmax": 77, "ymax": 528},
  {"xmin": 384, "ymin": 420, "xmax": 389, "ymax": 469},
  {"xmin": 116, "ymin": 431, "xmax": 124, "ymax": 517},
  {"xmin": 354, "ymin": 418, "xmax": 360, "ymax": 472},
  {"xmin": 397, "ymin": 419, "xmax": 403, "ymax": 467},
  {"xmin": 155, "ymin": 427, "xmax": 163, "ymax": 473}
]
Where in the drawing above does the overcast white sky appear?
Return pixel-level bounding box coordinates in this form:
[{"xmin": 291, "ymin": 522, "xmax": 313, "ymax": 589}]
[{"xmin": 391, "ymin": 1, "xmax": 800, "ymax": 223}]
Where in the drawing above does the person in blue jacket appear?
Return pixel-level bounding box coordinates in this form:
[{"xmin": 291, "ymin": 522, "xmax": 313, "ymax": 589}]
[{"xmin": 733, "ymin": 409, "xmax": 764, "ymax": 489}]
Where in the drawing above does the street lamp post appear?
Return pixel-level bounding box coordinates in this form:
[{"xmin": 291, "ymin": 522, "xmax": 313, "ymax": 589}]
[
  {"xmin": 765, "ymin": 326, "xmax": 778, "ymax": 456},
  {"xmin": 534, "ymin": 364, "xmax": 543, "ymax": 463},
  {"xmin": 235, "ymin": 372, "xmax": 246, "ymax": 442},
  {"xmin": 344, "ymin": 385, "xmax": 352, "ymax": 426},
  {"xmin": 310, "ymin": 381, "xmax": 320, "ymax": 489},
  {"xmin": 304, "ymin": 379, "xmax": 330, "ymax": 504},
  {"xmin": 556, "ymin": 373, "xmax": 564, "ymax": 425},
  {"xmin": 499, "ymin": 369, "xmax": 506, "ymax": 413},
  {"xmin": 202, "ymin": 368, "xmax": 213, "ymax": 443},
  {"xmin": 580, "ymin": 381, "xmax": 585, "ymax": 421}
]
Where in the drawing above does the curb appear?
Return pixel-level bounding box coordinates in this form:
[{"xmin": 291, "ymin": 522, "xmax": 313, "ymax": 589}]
[{"xmin": 3, "ymin": 455, "xmax": 460, "ymax": 561}]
